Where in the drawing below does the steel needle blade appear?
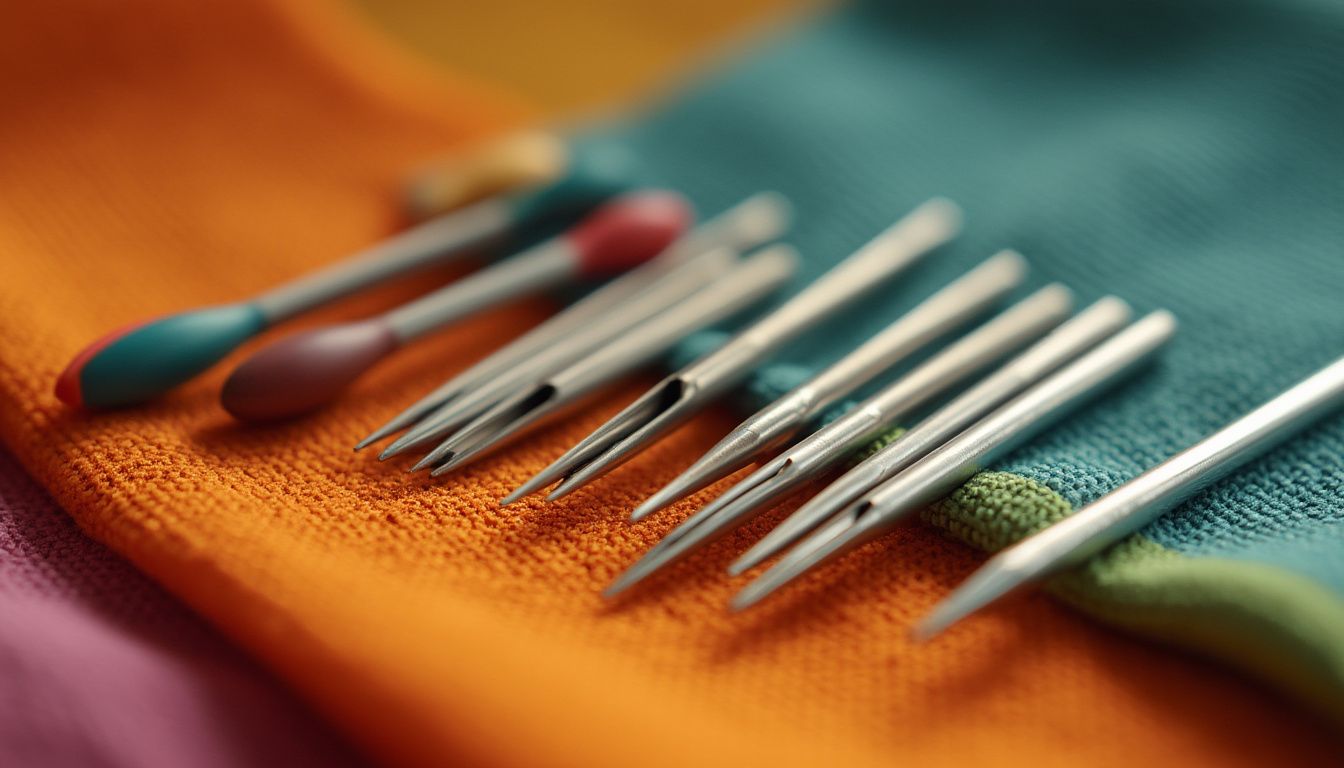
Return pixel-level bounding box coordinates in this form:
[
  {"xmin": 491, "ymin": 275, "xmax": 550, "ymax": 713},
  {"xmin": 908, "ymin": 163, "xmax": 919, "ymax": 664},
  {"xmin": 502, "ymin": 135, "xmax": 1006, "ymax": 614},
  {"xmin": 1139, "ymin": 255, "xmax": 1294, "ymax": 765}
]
[
  {"xmin": 420, "ymin": 246, "xmax": 798, "ymax": 475},
  {"xmin": 371, "ymin": 192, "xmax": 792, "ymax": 457},
  {"xmin": 729, "ymin": 296, "xmax": 1134, "ymax": 574},
  {"xmin": 628, "ymin": 250, "xmax": 1028, "ymax": 521},
  {"xmin": 505, "ymin": 198, "xmax": 964, "ymax": 504},
  {"xmin": 730, "ymin": 310, "xmax": 1178, "ymax": 611},
  {"xmin": 603, "ymin": 285, "xmax": 1073, "ymax": 596},
  {"xmin": 914, "ymin": 353, "xmax": 1344, "ymax": 639}
]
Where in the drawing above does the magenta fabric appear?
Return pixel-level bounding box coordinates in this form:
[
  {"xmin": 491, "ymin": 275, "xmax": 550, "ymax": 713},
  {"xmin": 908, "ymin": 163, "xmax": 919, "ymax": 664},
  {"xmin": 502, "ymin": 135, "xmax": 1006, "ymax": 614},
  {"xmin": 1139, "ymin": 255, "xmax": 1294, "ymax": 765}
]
[{"xmin": 0, "ymin": 446, "xmax": 363, "ymax": 768}]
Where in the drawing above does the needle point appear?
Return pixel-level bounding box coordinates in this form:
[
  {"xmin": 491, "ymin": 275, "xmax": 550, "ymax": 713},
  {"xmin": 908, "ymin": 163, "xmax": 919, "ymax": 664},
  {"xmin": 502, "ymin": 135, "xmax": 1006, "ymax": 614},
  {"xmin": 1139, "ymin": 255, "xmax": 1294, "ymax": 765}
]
[{"xmin": 499, "ymin": 487, "xmax": 530, "ymax": 507}]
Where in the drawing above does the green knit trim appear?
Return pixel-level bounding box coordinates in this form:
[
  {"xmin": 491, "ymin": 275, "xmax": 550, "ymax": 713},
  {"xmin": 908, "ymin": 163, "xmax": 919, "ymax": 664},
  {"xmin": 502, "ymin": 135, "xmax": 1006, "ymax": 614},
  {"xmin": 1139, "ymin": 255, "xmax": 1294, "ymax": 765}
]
[
  {"xmin": 847, "ymin": 427, "xmax": 905, "ymax": 466},
  {"xmin": 926, "ymin": 471, "xmax": 1344, "ymax": 725}
]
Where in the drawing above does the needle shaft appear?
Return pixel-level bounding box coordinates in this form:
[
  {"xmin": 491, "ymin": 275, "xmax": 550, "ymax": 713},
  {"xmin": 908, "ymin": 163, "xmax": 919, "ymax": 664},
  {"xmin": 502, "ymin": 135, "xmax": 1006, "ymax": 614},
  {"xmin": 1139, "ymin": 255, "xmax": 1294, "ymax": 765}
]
[{"xmin": 915, "ymin": 354, "xmax": 1344, "ymax": 639}]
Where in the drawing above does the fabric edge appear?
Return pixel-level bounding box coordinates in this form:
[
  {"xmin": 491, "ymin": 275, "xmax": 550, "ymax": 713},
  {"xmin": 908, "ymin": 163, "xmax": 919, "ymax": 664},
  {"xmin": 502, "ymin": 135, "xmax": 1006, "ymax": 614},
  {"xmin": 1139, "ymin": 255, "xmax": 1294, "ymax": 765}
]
[{"xmin": 928, "ymin": 471, "xmax": 1344, "ymax": 726}]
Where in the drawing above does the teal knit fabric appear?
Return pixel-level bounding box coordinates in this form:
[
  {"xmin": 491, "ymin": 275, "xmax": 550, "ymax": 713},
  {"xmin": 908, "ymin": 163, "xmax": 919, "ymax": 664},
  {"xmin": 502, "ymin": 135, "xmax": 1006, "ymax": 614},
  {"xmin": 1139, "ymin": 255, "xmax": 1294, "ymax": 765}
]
[{"xmin": 589, "ymin": 0, "xmax": 1344, "ymax": 590}]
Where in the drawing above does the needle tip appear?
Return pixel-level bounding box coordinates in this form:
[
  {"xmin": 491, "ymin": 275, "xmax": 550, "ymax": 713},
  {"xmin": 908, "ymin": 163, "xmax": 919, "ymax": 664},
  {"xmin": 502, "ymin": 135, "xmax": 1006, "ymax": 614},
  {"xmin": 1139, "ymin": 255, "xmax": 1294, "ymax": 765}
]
[
  {"xmin": 727, "ymin": 531, "xmax": 788, "ymax": 575},
  {"xmin": 908, "ymin": 618, "xmax": 945, "ymax": 643},
  {"xmin": 603, "ymin": 556, "xmax": 661, "ymax": 598},
  {"xmin": 546, "ymin": 478, "xmax": 582, "ymax": 502},
  {"xmin": 600, "ymin": 580, "xmax": 631, "ymax": 600},
  {"xmin": 909, "ymin": 606, "xmax": 960, "ymax": 642},
  {"xmin": 499, "ymin": 487, "xmax": 529, "ymax": 507},
  {"xmin": 911, "ymin": 558, "xmax": 1025, "ymax": 641},
  {"xmin": 728, "ymin": 589, "xmax": 762, "ymax": 613},
  {"xmin": 725, "ymin": 556, "xmax": 754, "ymax": 577},
  {"xmin": 409, "ymin": 453, "xmax": 441, "ymax": 473},
  {"xmin": 628, "ymin": 484, "xmax": 682, "ymax": 521},
  {"xmin": 436, "ymin": 452, "xmax": 473, "ymax": 475}
]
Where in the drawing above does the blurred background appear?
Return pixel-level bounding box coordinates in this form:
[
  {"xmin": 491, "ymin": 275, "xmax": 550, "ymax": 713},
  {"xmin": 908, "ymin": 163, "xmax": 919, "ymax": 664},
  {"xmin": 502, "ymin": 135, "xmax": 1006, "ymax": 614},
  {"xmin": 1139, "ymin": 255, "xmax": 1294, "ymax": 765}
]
[{"xmin": 350, "ymin": 0, "xmax": 817, "ymax": 112}]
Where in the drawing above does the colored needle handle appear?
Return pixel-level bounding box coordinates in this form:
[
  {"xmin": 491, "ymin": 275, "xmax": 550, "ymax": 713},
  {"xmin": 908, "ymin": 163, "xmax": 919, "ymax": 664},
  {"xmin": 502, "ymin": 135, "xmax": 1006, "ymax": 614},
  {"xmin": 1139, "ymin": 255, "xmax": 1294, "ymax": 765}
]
[
  {"xmin": 254, "ymin": 140, "xmax": 641, "ymax": 323},
  {"xmin": 383, "ymin": 191, "xmax": 690, "ymax": 342}
]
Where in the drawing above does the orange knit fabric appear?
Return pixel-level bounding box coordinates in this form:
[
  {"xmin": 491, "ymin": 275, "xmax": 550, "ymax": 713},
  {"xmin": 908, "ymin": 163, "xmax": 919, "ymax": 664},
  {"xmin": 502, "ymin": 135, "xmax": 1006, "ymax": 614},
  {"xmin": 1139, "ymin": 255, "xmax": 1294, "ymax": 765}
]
[{"xmin": 0, "ymin": 1, "xmax": 1339, "ymax": 766}]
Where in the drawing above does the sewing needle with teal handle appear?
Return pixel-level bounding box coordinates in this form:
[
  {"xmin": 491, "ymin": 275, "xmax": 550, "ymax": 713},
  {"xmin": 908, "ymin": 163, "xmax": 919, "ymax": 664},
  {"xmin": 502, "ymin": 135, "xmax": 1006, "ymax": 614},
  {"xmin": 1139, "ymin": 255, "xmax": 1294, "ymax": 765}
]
[
  {"xmin": 915, "ymin": 354, "xmax": 1344, "ymax": 640},
  {"xmin": 55, "ymin": 142, "xmax": 639, "ymax": 409}
]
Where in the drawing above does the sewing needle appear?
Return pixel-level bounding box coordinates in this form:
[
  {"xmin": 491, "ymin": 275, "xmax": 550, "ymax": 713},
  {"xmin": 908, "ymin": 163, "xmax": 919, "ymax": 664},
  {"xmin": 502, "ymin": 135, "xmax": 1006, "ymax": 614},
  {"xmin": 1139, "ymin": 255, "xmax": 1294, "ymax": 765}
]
[
  {"xmin": 915, "ymin": 354, "xmax": 1344, "ymax": 639},
  {"xmin": 221, "ymin": 192, "xmax": 689, "ymax": 422},
  {"xmin": 730, "ymin": 296, "xmax": 1133, "ymax": 573},
  {"xmin": 55, "ymin": 142, "xmax": 639, "ymax": 409},
  {"xmin": 502, "ymin": 198, "xmax": 963, "ymax": 506},
  {"xmin": 369, "ymin": 193, "xmax": 791, "ymax": 457},
  {"xmin": 422, "ymin": 246, "xmax": 798, "ymax": 473},
  {"xmin": 604, "ymin": 285, "xmax": 1073, "ymax": 597},
  {"xmin": 628, "ymin": 250, "xmax": 1028, "ymax": 521},
  {"xmin": 730, "ymin": 310, "xmax": 1177, "ymax": 611}
]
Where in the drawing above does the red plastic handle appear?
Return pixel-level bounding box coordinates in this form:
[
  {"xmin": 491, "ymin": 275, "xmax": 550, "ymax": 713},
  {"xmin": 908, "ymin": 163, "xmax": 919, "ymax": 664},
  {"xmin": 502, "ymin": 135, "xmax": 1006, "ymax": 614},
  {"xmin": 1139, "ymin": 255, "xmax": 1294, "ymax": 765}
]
[{"xmin": 566, "ymin": 190, "xmax": 693, "ymax": 277}]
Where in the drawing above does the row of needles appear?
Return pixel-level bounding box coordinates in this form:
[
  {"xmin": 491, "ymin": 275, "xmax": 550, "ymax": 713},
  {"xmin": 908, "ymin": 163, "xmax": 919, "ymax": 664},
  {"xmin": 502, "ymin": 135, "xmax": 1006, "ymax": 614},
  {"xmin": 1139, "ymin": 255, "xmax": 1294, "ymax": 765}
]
[{"xmin": 60, "ymin": 130, "xmax": 1344, "ymax": 636}]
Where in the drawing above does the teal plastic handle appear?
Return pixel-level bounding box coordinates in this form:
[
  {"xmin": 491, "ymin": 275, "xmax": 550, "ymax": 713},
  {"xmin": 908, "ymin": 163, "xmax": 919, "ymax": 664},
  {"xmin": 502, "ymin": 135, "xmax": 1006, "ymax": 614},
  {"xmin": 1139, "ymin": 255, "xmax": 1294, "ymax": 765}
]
[{"xmin": 57, "ymin": 303, "xmax": 268, "ymax": 408}]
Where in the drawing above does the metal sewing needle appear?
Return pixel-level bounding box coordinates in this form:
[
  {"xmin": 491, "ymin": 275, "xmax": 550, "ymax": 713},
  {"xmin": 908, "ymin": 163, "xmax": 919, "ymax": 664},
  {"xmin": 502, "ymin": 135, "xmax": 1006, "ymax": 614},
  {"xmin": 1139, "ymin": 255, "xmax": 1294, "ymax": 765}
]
[
  {"xmin": 422, "ymin": 247, "xmax": 799, "ymax": 473},
  {"xmin": 397, "ymin": 246, "xmax": 740, "ymax": 471},
  {"xmin": 603, "ymin": 285, "xmax": 1073, "ymax": 597},
  {"xmin": 363, "ymin": 192, "xmax": 792, "ymax": 454},
  {"xmin": 730, "ymin": 310, "xmax": 1177, "ymax": 611},
  {"xmin": 730, "ymin": 297, "xmax": 1133, "ymax": 574},
  {"xmin": 628, "ymin": 250, "xmax": 1028, "ymax": 522},
  {"xmin": 501, "ymin": 198, "xmax": 963, "ymax": 506},
  {"xmin": 914, "ymin": 354, "xmax": 1344, "ymax": 640},
  {"xmin": 222, "ymin": 193, "xmax": 692, "ymax": 422},
  {"xmin": 386, "ymin": 247, "xmax": 733, "ymax": 462}
]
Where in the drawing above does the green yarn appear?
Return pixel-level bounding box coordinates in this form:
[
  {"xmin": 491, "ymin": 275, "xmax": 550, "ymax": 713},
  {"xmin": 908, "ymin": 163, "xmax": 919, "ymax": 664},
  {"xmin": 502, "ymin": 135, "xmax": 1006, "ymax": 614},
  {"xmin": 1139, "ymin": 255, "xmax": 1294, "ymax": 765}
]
[
  {"xmin": 930, "ymin": 472, "xmax": 1344, "ymax": 724},
  {"xmin": 846, "ymin": 427, "xmax": 906, "ymax": 467}
]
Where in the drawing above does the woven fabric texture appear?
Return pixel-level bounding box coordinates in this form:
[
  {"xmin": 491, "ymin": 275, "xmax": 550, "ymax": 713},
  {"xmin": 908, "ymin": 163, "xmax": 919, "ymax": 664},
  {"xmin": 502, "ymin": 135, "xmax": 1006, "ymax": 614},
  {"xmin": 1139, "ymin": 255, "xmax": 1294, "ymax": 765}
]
[
  {"xmin": 926, "ymin": 472, "xmax": 1344, "ymax": 720},
  {"xmin": 598, "ymin": 0, "xmax": 1344, "ymax": 717},
  {"xmin": 596, "ymin": 0, "xmax": 1344, "ymax": 595},
  {"xmin": 0, "ymin": 446, "xmax": 360, "ymax": 766},
  {"xmin": 1, "ymin": 0, "xmax": 1340, "ymax": 766}
]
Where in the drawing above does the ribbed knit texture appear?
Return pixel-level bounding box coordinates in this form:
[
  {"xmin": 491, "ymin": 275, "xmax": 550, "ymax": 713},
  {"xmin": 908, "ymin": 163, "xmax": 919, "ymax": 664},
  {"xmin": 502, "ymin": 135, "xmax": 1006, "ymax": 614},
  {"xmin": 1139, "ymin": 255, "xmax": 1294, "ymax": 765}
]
[
  {"xmin": 1, "ymin": 1, "xmax": 1341, "ymax": 767},
  {"xmin": 925, "ymin": 472, "xmax": 1344, "ymax": 720}
]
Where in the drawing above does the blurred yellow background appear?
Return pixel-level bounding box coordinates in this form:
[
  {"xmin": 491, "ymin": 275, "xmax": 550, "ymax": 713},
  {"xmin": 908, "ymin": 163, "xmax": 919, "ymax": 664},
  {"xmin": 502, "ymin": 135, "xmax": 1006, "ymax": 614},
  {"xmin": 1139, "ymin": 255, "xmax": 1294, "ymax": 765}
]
[{"xmin": 349, "ymin": 0, "xmax": 816, "ymax": 113}]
